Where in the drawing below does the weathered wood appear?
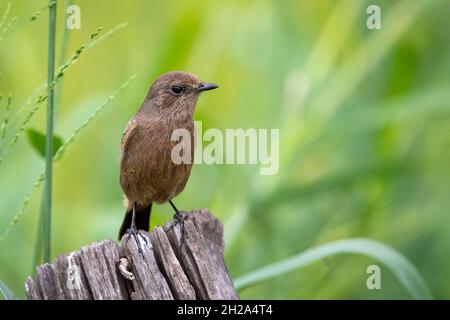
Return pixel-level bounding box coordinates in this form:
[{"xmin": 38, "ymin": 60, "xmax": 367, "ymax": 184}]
[
  {"xmin": 165, "ymin": 209, "xmax": 239, "ymax": 300},
  {"xmin": 25, "ymin": 209, "xmax": 238, "ymax": 300},
  {"xmin": 52, "ymin": 252, "xmax": 92, "ymax": 299},
  {"xmin": 150, "ymin": 226, "xmax": 196, "ymax": 300},
  {"xmin": 79, "ymin": 240, "xmax": 128, "ymax": 300},
  {"xmin": 35, "ymin": 263, "xmax": 63, "ymax": 300},
  {"xmin": 24, "ymin": 277, "xmax": 42, "ymax": 300},
  {"xmin": 121, "ymin": 231, "xmax": 173, "ymax": 300}
]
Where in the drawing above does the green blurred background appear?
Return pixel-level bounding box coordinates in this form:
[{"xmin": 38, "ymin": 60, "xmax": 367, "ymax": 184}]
[{"xmin": 1, "ymin": 0, "xmax": 450, "ymax": 299}]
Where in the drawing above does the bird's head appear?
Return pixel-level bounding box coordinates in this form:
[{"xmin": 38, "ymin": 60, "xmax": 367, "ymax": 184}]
[{"xmin": 143, "ymin": 71, "xmax": 218, "ymax": 118}]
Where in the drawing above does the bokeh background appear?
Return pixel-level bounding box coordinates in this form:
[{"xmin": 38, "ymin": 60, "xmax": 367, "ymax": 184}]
[{"xmin": 1, "ymin": 0, "xmax": 450, "ymax": 299}]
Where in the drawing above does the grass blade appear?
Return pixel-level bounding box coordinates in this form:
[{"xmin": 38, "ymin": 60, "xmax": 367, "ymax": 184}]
[
  {"xmin": 5, "ymin": 24, "xmax": 127, "ymax": 157},
  {"xmin": 0, "ymin": 93, "xmax": 11, "ymax": 164},
  {"xmin": 42, "ymin": 0, "xmax": 57, "ymax": 263},
  {"xmin": 0, "ymin": 75, "xmax": 136, "ymax": 245},
  {"xmin": 0, "ymin": 279, "xmax": 16, "ymax": 300},
  {"xmin": 0, "ymin": 94, "xmax": 11, "ymax": 139},
  {"xmin": 53, "ymin": 74, "xmax": 136, "ymax": 161},
  {"xmin": 233, "ymin": 238, "xmax": 433, "ymax": 300},
  {"xmin": 0, "ymin": 2, "xmax": 56, "ymax": 43},
  {"xmin": 27, "ymin": 128, "xmax": 63, "ymax": 158},
  {"xmin": 0, "ymin": 3, "xmax": 12, "ymax": 31}
]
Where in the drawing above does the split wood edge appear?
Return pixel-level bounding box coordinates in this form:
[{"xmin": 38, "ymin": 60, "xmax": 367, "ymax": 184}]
[{"xmin": 25, "ymin": 209, "xmax": 239, "ymax": 300}]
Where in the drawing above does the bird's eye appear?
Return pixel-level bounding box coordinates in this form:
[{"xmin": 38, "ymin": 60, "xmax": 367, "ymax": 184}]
[{"xmin": 170, "ymin": 86, "xmax": 184, "ymax": 95}]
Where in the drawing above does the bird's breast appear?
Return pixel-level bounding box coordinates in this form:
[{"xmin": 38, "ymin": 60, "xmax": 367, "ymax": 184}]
[{"xmin": 120, "ymin": 116, "xmax": 195, "ymax": 204}]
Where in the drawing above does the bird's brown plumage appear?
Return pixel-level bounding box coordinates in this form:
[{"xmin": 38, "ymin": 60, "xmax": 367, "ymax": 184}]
[{"xmin": 118, "ymin": 71, "xmax": 217, "ymax": 239}]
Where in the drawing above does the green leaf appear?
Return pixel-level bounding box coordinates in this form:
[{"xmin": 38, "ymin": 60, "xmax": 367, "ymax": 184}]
[
  {"xmin": 26, "ymin": 128, "xmax": 63, "ymax": 159},
  {"xmin": 0, "ymin": 280, "xmax": 16, "ymax": 300},
  {"xmin": 233, "ymin": 238, "xmax": 433, "ymax": 300}
]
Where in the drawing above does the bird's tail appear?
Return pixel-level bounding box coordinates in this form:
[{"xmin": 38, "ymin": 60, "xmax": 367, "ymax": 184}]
[{"xmin": 118, "ymin": 203, "xmax": 152, "ymax": 240}]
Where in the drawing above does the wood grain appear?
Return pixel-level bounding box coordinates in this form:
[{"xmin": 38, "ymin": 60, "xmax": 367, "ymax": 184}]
[{"xmin": 25, "ymin": 209, "xmax": 238, "ymax": 300}]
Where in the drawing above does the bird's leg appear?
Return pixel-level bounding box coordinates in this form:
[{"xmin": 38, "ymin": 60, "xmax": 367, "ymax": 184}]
[
  {"xmin": 168, "ymin": 199, "xmax": 179, "ymax": 213},
  {"xmin": 124, "ymin": 202, "xmax": 147, "ymax": 255},
  {"xmin": 130, "ymin": 202, "xmax": 137, "ymax": 229},
  {"xmin": 167, "ymin": 200, "xmax": 187, "ymax": 247}
]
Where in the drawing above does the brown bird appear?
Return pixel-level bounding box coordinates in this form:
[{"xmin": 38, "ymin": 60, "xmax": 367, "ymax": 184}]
[{"xmin": 118, "ymin": 71, "xmax": 218, "ymax": 240}]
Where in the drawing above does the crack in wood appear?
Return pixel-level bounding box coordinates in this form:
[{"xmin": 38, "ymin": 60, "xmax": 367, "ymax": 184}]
[{"xmin": 25, "ymin": 209, "xmax": 238, "ymax": 300}]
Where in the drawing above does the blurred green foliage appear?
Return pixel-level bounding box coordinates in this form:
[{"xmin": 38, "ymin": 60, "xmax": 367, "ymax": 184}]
[
  {"xmin": 0, "ymin": 0, "xmax": 450, "ymax": 299},
  {"xmin": 26, "ymin": 128, "xmax": 63, "ymax": 159}
]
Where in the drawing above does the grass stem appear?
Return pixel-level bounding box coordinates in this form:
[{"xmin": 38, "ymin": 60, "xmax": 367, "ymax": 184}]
[{"xmin": 42, "ymin": 0, "xmax": 57, "ymax": 263}]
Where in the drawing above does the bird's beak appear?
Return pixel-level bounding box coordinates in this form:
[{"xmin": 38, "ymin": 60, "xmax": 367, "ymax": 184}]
[{"xmin": 196, "ymin": 82, "xmax": 219, "ymax": 92}]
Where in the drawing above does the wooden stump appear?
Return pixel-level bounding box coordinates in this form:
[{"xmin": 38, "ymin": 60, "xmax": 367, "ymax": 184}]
[{"xmin": 25, "ymin": 209, "xmax": 239, "ymax": 300}]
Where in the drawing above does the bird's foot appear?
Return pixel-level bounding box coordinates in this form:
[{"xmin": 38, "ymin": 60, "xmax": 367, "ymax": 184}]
[
  {"xmin": 166, "ymin": 211, "xmax": 189, "ymax": 248},
  {"xmin": 124, "ymin": 225, "xmax": 148, "ymax": 256}
]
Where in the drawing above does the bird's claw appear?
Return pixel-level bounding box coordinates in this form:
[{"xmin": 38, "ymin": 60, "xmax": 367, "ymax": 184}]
[
  {"xmin": 124, "ymin": 226, "xmax": 147, "ymax": 256},
  {"xmin": 166, "ymin": 211, "xmax": 189, "ymax": 248}
]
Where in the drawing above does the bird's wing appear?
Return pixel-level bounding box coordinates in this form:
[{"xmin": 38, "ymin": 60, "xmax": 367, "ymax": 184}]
[{"xmin": 121, "ymin": 118, "xmax": 139, "ymax": 161}]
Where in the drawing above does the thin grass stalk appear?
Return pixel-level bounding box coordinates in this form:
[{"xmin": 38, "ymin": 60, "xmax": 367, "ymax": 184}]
[
  {"xmin": 5, "ymin": 25, "xmax": 125, "ymax": 156},
  {"xmin": 42, "ymin": 0, "xmax": 57, "ymax": 263},
  {"xmin": 0, "ymin": 94, "xmax": 11, "ymax": 164},
  {"xmin": 0, "ymin": 94, "xmax": 11, "ymax": 139},
  {"xmin": 0, "ymin": 75, "xmax": 135, "ymax": 245},
  {"xmin": 0, "ymin": 2, "xmax": 55, "ymax": 43},
  {"xmin": 0, "ymin": 7, "xmax": 17, "ymax": 43},
  {"xmin": 32, "ymin": 0, "xmax": 71, "ymax": 270},
  {"xmin": 0, "ymin": 2, "xmax": 11, "ymax": 32}
]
